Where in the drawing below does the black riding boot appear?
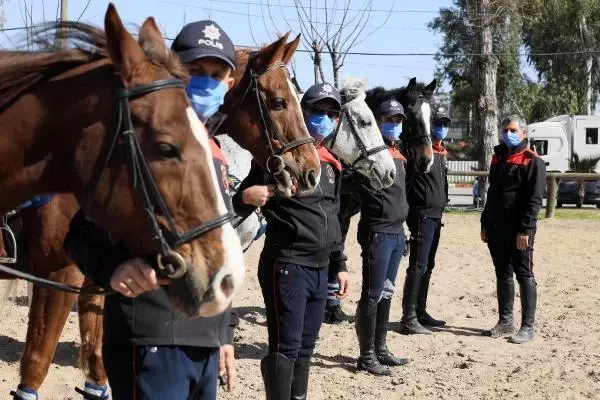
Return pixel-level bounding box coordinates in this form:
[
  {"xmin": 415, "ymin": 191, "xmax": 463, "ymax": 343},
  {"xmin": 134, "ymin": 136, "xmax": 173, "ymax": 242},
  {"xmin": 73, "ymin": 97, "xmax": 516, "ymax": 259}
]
[
  {"xmin": 355, "ymin": 298, "xmax": 391, "ymax": 375},
  {"xmin": 261, "ymin": 353, "xmax": 294, "ymax": 400},
  {"xmin": 484, "ymin": 277, "xmax": 515, "ymax": 338},
  {"xmin": 509, "ymin": 277, "xmax": 537, "ymax": 344},
  {"xmin": 375, "ymin": 298, "xmax": 409, "ymax": 367},
  {"xmin": 417, "ymin": 271, "xmax": 446, "ymax": 327},
  {"xmin": 324, "ymin": 304, "xmax": 351, "ymax": 324},
  {"xmin": 400, "ymin": 268, "xmax": 432, "ymax": 335},
  {"xmin": 290, "ymin": 357, "xmax": 310, "ymax": 400}
]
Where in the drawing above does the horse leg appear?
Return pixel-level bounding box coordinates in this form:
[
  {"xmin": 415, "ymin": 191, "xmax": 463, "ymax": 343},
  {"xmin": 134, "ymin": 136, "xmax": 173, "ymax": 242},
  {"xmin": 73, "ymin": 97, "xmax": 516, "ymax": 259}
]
[
  {"xmin": 17, "ymin": 266, "xmax": 83, "ymax": 398},
  {"xmin": 77, "ymin": 288, "xmax": 110, "ymax": 399}
]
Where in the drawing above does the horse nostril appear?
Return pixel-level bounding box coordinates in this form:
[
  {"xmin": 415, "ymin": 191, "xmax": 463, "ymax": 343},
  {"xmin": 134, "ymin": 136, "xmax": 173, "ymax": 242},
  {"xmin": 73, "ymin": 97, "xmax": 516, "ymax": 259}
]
[
  {"xmin": 388, "ymin": 169, "xmax": 396, "ymax": 182},
  {"xmin": 220, "ymin": 274, "xmax": 234, "ymax": 298},
  {"xmin": 306, "ymin": 170, "xmax": 318, "ymax": 187}
]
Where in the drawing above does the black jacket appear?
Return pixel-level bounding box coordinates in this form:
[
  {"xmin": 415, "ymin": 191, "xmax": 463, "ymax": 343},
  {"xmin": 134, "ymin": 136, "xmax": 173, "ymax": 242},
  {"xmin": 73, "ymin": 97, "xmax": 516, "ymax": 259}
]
[
  {"xmin": 232, "ymin": 145, "xmax": 347, "ymax": 272},
  {"xmin": 358, "ymin": 145, "xmax": 409, "ymax": 235},
  {"xmin": 63, "ymin": 138, "xmax": 237, "ymax": 348},
  {"xmin": 406, "ymin": 141, "xmax": 449, "ymax": 219},
  {"xmin": 481, "ymin": 142, "xmax": 546, "ymax": 234}
]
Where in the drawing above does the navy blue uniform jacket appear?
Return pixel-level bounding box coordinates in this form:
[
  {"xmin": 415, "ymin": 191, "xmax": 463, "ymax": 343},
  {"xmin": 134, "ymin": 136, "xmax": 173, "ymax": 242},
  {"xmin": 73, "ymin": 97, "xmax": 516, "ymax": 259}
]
[{"xmin": 232, "ymin": 145, "xmax": 347, "ymax": 273}]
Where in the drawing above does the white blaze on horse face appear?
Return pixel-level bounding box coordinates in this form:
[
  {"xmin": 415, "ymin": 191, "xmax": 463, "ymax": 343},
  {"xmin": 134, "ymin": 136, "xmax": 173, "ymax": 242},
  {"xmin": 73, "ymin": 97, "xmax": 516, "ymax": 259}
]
[
  {"xmin": 421, "ymin": 101, "xmax": 431, "ymax": 136},
  {"xmin": 420, "ymin": 101, "xmax": 435, "ymax": 173},
  {"xmin": 186, "ymin": 107, "xmax": 245, "ymax": 317}
]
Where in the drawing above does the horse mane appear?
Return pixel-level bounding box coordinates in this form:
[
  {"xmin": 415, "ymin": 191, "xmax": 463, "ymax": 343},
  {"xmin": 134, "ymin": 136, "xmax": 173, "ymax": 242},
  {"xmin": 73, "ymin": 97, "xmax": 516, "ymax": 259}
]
[
  {"xmin": 0, "ymin": 21, "xmax": 186, "ymax": 111},
  {"xmin": 233, "ymin": 48, "xmax": 251, "ymax": 83},
  {"xmin": 340, "ymin": 75, "xmax": 367, "ymax": 104}
]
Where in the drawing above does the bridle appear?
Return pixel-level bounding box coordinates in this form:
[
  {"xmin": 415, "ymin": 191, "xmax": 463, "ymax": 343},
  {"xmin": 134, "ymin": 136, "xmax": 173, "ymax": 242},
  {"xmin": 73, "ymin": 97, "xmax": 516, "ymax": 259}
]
[
  {"xmin": 82, "ymin": 78, "xmax": 234, "ymax": 280},
  {"xmin": 232, "ymin": 58, "xmax": 314, "ymax": 177},
  {"xmin": 324, "ymin": 98, "xmax": 388, "ymax": 170}
]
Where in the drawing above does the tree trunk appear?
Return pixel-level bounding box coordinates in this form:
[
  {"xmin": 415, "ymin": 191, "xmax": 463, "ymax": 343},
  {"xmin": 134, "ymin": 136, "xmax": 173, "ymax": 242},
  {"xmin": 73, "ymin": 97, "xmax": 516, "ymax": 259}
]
[
  {"xmin": 472, "ymin": 0, "xmax": 499, "ymax": 205},
  {"xmin": 580, "ymin": 15, "xmax": 595, "ymax": 115},
  {"xmin": 312, "ymin": 40, "xmax": 322, "ymax": 85},
  {"xmin": 329, "ymin": 49, "xmax": 340, "ymax": 88},
  {"xmin": 318, "ymin": 64, "xmax": 326, "ymax": 85}
]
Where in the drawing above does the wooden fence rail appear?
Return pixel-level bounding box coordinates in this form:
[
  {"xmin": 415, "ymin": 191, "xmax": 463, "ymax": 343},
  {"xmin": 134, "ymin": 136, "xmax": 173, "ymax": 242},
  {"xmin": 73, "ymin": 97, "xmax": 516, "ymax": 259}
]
[{"xmin": 447, "ymin": 171, "xmax": 600, "ymax": 219}]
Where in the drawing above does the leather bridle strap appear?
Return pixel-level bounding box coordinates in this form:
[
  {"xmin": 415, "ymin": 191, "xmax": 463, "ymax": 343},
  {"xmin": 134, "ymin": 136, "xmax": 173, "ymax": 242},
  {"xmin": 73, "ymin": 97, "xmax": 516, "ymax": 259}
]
[
  {"xmin": 325, "ymin": 105, "xmax": 388, "ymax": 168},
  {"xmin": 234, "ymin": 60, "xmax": 315, "ymax": 176}
]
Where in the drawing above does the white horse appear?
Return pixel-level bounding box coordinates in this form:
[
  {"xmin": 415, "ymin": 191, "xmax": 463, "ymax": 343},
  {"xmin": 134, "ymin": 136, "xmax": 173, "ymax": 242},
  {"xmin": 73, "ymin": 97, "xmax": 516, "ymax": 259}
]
[
  {"xmin": 324, "ymin": 76, "xmax": 396, "ymax": 190},
  {"xmin": 219, "ymin": 135, "xmax": 266, "ymax": 252}
]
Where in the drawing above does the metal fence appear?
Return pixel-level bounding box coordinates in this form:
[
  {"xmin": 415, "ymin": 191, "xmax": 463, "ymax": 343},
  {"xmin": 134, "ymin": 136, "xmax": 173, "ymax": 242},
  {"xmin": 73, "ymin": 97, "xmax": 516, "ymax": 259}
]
[{"xmin": 447, "ymin": 161, "xmax": 478, "ymax": 183}]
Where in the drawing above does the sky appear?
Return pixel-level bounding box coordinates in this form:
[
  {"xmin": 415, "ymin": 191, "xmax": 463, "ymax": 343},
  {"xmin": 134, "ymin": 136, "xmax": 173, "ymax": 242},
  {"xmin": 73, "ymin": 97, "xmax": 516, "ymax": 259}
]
[{"xmin": 0, "ymin": 0, "xmax": 461, "ymax": 91}]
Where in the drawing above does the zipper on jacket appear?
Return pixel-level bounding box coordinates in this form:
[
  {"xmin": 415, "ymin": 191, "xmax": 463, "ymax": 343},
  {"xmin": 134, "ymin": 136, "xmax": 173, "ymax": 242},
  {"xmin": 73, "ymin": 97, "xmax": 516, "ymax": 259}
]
[{"xmin": 317, "ymin": 184, "xmax": 328, "ymax": 249}]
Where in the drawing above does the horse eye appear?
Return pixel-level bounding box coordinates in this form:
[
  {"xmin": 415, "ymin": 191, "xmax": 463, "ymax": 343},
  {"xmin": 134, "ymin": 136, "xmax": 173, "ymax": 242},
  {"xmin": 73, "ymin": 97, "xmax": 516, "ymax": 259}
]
[
  {"xmin": 273, "ymin": 98, "xmax": 286, "ymax": 110},
  {"xmin": 155, "ymin": 142, "xmax": 179, "ymax": 159}
]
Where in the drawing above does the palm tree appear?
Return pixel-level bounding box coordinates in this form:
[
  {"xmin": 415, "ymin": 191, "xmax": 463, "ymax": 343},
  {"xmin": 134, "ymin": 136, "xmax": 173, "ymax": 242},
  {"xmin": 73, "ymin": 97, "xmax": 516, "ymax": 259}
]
[{"xmin": 568, "ymin": 153, "xmax": 600, "ymax": 208}]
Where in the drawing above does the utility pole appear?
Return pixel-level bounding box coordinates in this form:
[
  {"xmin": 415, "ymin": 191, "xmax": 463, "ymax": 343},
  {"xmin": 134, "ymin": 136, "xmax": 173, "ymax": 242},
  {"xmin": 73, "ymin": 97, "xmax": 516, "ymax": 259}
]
[{"xmin": 58, "ymin": 0, "xmax": 68, "ymax": 48}]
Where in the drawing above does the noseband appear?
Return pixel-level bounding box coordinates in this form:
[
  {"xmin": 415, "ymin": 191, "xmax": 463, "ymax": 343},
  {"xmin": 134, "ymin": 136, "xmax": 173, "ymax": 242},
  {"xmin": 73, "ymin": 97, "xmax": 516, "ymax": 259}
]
[
  {"xmin": 325, "ymin": 102, "xmax": 388, "ymax": 169},
  {"xmin": 234, "ymin": 59, "xmax": 314, "ymax": 176},
  {"xmin": 82, "ymin": 78, "xmax": 233, "ymax": 280}
]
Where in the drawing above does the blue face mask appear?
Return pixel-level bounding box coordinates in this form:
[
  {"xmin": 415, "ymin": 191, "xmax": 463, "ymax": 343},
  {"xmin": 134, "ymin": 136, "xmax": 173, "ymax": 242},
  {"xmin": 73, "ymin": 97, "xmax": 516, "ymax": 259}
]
[
  {"xmin": 381, "ymin": 122, "xmax": 402, "ymax": 141},
  {"xmin": 502, "ymin": 130, "xmax": 522, "ymax": 147},
  {"xmin": 185, "ymin": 75, "xmax": 228, "ymax": 122},
  {"xmin": 433, "ymin": 125, "xmax": 449, "ymax": 140},
  {"xmin": 307, "ymin": 114, "xmax": 336, "ymax": 141}
]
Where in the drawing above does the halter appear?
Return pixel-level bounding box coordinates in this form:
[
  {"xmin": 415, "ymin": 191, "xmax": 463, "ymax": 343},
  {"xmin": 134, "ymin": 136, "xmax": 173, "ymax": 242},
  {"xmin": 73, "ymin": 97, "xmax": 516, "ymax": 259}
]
[
  {"xmin": 324, "ymin": 98, "xmax": 388, "ymax": 169},
  {"xmin": 233, "ymin": 58, "xmax": 315, "ymax": 177},
  {"xmin": 81, "ymin": 78, "xmax": 234, "ymax": 280}
]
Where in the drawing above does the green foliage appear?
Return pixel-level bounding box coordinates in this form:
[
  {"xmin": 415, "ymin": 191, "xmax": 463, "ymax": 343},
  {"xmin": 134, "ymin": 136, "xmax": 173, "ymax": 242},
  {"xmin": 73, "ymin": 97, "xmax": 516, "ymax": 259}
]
[
  {"xmin": 431, "ymin": 0, "xmax": 600, "ymax": 127},
  {"xmin": 522, "ymin": 0, "xmax": 600, "ymax": 116},
  {"xmin": 569, "ymin": 153, "xmax": 600, "ymax": 173}
]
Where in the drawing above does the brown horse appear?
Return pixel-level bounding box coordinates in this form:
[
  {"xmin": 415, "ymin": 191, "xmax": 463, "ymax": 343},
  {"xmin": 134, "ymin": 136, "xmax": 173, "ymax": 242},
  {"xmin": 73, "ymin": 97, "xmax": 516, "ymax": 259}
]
[
  {"xmin": 0, "ymin": 3, "xmax": 246, "ymax": 319},
  {"xmin": 0, "ymin": 26, "xmax": 314, "ymax": 400}
]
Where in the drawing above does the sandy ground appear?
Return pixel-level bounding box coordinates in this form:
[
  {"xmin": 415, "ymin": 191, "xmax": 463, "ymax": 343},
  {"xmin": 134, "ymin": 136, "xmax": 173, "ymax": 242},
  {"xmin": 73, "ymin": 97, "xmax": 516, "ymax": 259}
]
[{"xmin": 1, "ymin": 213, "xmax": 599, "ymax": 400}]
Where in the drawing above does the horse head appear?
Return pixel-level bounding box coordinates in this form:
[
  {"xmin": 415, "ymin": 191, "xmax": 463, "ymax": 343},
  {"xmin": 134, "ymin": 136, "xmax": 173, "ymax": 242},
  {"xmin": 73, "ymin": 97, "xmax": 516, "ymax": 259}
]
[
  {"xmin": 221, "ymin": 34, "xmax": 321, "ymax": 197},
  {"xmin": 0, "ymin": 4, "xmax": 245, "ymax": 318},
  {"xmin": 326, "ymin": 76, "xmax": 396, "ymax": 190},
  {"xmin": 398, "ymin": 77, "xmax": 436, "ymax": 173}
]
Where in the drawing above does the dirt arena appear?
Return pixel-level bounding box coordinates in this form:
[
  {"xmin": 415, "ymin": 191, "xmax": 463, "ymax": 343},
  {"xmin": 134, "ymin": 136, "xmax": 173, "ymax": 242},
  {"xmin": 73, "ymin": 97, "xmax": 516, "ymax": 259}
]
[{"xmin": 0, "ymin": 213, "xmax": 599, "ymax": 399}]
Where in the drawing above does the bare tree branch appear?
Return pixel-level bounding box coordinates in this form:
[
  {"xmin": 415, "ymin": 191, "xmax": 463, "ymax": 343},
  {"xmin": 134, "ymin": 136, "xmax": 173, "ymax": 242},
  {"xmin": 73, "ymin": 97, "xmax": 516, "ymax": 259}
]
[
  {"xmin": 77, "ymin": 0, "xmax": 92, "ymax": 22},
  {"xmin": 247, "ymin": 5, "xmax": 259, "ymax": 46}
]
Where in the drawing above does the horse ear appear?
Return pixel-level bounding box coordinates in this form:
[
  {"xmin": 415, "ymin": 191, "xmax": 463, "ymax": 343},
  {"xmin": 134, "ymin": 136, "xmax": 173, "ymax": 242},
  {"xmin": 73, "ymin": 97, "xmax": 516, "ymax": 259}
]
[
  {"xmin": 104, "ymin": 3, "xmax": 147, "ymax": 83},
  {"xmin": 255, "ymin": 32, "xmax": 290, "ymax": 68},
  {"xmin": 407, "ymin": 77, "xmax": 417, "ymax": 91},
  {"xmin": 424, "ymin": 79, "xmax": 437, "ymax": 94},
  {"xmin": 422, "ymin": 79, "xmax": 437, "ymax": 100},
  {"xmin": 282, "ymin": 33, "xmax": 301, "ymax": 65},
  {"xmin": 138, "ymin": 17, "xmax": 170, "ymax": 62}
]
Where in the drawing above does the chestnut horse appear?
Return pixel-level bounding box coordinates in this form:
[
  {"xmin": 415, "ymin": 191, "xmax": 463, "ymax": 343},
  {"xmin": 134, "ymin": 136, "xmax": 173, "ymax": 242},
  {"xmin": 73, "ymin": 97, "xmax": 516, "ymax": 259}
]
[
  {"xmin": 1, "ymin": 25, "xmax": 319, "ymax": 400},
  {"xmin": 0, "ymin": 3, "xmax": 247, "ymax": 320}
]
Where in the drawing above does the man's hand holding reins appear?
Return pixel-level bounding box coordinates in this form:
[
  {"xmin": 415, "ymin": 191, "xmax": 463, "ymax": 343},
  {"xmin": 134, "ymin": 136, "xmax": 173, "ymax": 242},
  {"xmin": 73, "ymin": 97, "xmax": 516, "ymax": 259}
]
[
  {"xmin": 242, "ymin": 185, "xmax": 275, "ymax": 207},
  {"xmin": 110, "ymin": 259, "xmax": 168, "ymax": 297}
]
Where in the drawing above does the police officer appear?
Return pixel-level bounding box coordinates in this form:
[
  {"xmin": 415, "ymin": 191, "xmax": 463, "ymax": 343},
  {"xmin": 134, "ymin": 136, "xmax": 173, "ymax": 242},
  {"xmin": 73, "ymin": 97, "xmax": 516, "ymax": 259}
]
[
  {"xmin": 60, "ymin": 20, "xmax": 264, "ymax": 400},
  {"xmin": 400, "ymin": 106, "xmax": 450, "ymax": 335},
  {"xmin": 232, "ymin": 83, "xmax": 349, "ymax": 399},
  {"xmin": 481, "ymin": 115, "xmax": 545, "ymax": 344},
  {"xmin": 353, "ymin": 99, "xmax": 411, "ymax": 375}
]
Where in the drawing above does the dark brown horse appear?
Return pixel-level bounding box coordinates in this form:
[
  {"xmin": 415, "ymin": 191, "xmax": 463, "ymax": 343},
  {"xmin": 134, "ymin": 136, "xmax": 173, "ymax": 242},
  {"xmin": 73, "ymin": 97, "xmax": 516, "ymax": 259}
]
[
  {"xmin": 0, "ymin": 3, "xmax": 247, "ymax": 319},
  {"xmin": 0, "ymin": 22, "xmax": 315, "ymax": 400}
]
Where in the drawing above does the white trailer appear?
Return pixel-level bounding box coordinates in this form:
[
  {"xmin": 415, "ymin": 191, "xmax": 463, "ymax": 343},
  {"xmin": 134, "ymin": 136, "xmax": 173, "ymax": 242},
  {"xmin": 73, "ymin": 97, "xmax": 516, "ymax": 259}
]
[{"xmin": 527, "ymin": 115, "xmax": 600, "ymax": 173}]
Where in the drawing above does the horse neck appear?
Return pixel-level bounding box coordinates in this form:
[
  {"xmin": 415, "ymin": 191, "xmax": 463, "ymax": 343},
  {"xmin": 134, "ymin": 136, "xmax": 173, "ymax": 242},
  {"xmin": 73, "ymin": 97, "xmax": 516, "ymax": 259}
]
[{"xmin": 0, "ymin": 62, "xmax": 117, "ymax": 214}]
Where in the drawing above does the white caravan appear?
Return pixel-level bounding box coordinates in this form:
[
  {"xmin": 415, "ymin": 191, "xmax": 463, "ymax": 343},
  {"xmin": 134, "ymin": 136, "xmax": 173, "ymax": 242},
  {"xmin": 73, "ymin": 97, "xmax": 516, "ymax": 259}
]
[{"xmin": 527, "ymin": 115, "xmax": 600, "ymax": 173}]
